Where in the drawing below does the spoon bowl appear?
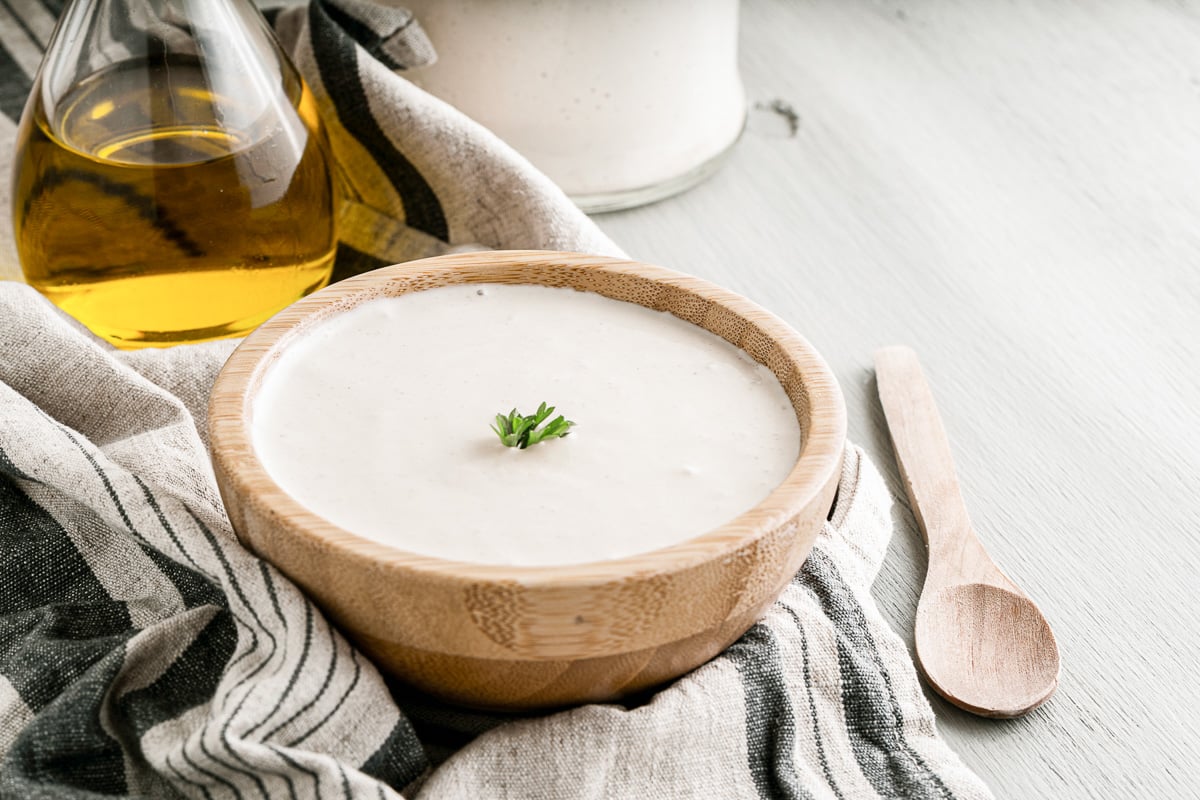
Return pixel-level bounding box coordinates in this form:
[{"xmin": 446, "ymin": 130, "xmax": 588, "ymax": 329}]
[{"xmin": 916, "ymin": 582, "xmax": 1059, "ymax": 718}]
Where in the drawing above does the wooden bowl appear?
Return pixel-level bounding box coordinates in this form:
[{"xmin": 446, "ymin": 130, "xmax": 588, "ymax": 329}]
[{"xmin": 209, "ymin": 250, "xmax": 846, "ymax": 710}]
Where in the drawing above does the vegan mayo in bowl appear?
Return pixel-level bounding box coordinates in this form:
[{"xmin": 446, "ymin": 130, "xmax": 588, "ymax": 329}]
[
  {"xmin": 209, "ymin": 251, "xmax": 845, "ymax": 710},
  {"xmin": 251, "ymin": 282, "xmax": 800, "ymax": 567}
]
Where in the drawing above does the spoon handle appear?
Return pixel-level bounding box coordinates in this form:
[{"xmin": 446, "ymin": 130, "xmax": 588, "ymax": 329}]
[{"xmin": 874, "ymin": 346, "xmax": 998, "ymax": 587}]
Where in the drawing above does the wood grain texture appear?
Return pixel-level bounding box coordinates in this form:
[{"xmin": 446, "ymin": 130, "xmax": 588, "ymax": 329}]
[
  {"xmin": 592, "ymin": 1, "xmax": 1200, "ymax": 795},
  {"xmin": 208, "ymin": 250, "xmax": 846, "ymax": 710},
  {"xmin": 876, "ymin": 345, "xmax": 1059, "ymax": 718}
]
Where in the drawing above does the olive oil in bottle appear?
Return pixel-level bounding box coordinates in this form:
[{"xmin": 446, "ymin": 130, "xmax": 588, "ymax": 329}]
[{"xmin": 12, "ymin": 51, "xmax": 336, "ymax": 348}]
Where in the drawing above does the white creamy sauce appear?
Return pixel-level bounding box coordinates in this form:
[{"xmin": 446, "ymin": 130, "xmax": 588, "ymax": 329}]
[{"xmin": 252, "ymin": 284, "xmax": 801, "ymax": 567}]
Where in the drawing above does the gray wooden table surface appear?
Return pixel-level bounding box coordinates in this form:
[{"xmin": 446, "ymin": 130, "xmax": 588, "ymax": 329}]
[{"xmin": 595, "ymin": 1, "xmax": 1200, "ymax": 797}]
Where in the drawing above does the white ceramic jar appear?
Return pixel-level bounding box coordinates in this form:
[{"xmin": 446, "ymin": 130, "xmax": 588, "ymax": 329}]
[{"xmin": 402, "ymin": 0, "xmax": 745, "ymax": 211}]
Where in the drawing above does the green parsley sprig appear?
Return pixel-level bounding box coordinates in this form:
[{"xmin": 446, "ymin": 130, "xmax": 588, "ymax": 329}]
[{"xmin": 491, "ymin": 402, "xmax": 574, "ymax": 449}]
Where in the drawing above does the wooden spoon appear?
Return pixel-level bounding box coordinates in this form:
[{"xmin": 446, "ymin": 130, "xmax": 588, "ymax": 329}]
[{"xmin": 874, "ymin": 346, "xmax": 1060, "ymax": 718}]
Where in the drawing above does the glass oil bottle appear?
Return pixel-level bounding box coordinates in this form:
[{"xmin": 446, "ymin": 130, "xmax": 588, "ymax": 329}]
[{"xmin": 12, "ymin": 0, "xmax": 336, "ymax": 347}]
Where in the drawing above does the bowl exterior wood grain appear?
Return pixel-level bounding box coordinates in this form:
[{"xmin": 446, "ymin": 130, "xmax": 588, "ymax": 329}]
[{"xmin": 209, "ymin": 250, "xmax": 846, "ymax": 710}]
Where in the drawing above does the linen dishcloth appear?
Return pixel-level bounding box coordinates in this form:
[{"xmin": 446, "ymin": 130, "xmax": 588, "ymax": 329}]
[{"xmin": 0, "ymin": 1, "xmax": 994, "ymax": 798}]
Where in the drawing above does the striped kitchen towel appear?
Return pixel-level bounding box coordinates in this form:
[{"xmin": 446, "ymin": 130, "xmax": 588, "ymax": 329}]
[{"xmin": 0, "ymin": 1, "xmax": 994, "ymax": 798}]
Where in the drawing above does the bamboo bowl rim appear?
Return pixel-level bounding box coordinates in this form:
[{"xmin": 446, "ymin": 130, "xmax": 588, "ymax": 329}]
[{"xmin": 209, "ymin": 250, "xmax": 847, "ymax": 588}]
